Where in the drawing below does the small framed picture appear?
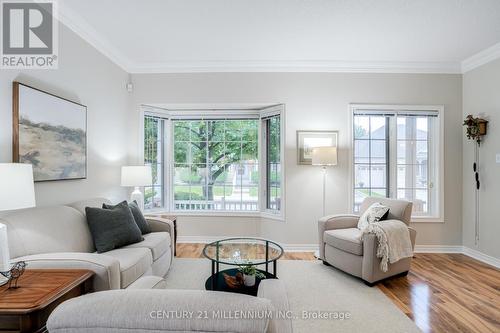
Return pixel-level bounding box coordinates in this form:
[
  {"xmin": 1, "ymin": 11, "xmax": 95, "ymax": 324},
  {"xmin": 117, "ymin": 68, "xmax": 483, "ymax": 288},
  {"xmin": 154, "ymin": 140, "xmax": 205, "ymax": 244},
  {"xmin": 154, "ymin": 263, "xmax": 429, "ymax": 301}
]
[{"xmin": 297, "ymin": 130, "xmax": 338, "ymax": 165}]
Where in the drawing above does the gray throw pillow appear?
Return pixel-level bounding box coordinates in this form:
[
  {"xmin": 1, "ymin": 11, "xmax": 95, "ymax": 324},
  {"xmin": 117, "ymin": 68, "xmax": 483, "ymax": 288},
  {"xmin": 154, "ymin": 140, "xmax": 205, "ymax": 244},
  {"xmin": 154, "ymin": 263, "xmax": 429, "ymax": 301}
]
[
  {"xmin": 103, "ymin": 200, "xmax": 151, "ymax": 234},
  {"xmin": 85, "ymin": 202, "xmax": 143, "ymax": 253}
]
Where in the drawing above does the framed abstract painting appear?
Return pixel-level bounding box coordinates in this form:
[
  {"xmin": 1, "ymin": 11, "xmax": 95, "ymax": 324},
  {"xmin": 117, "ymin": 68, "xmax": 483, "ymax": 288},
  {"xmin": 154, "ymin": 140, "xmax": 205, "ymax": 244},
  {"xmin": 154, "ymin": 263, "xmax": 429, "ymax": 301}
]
[
  {"xmin": 297, "ymin": 130, "xmax": 338, "ymax": 165},
  {"xmin": 12, "ymin": 82, "xmax": 87, "ymax": 182}
]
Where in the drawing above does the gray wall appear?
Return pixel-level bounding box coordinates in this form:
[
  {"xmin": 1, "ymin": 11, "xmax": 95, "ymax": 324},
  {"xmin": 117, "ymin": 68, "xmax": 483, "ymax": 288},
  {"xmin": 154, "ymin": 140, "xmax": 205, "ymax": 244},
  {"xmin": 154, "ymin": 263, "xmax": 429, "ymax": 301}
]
[
  {"xmin": 0, "ymin": 23, "xmax": 130, "ymax": 207},
  {"xmin": 463, "ymin": 59, "xmax": 500, "ymax": 258},
  {"xmin": 130, "ymin": 72, "xmax": 463, "ymax": 246}
]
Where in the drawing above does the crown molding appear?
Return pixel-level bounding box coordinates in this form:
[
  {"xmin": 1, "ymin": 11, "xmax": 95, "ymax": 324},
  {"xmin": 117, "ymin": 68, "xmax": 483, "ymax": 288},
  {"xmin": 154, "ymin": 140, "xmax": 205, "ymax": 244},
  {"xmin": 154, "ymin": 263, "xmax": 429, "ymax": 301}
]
[
  {"xmin": 58, "ymin": 2, "xmax": 132, "ymax": 72},
  {"xmin": 128, "ymin": 60, "xmax": 462, "ymax": 74},
  {"xmin": 462, "ymin": 42, "xmax": 500, "ymax": 73}
]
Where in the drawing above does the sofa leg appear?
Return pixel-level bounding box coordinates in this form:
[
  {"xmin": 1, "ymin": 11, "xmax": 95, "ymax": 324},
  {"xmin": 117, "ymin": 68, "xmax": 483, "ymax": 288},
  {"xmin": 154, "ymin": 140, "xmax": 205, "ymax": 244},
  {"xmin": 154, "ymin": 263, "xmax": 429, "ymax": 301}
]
[
  {"xmin": 322, "ymin": 260, "xmax": 331, "ymax": 266},
  {"xmin": 364, "ymin": 280, "xmax": 376, "ymax": 287}
]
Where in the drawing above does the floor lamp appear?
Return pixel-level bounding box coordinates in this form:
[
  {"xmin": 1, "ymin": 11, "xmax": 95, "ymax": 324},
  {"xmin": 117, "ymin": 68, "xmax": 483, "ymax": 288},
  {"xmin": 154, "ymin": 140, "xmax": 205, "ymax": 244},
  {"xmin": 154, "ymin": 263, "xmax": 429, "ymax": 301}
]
[{"xmin": 311, "ymin": 147, "xmax": 338, "ymax": 258}]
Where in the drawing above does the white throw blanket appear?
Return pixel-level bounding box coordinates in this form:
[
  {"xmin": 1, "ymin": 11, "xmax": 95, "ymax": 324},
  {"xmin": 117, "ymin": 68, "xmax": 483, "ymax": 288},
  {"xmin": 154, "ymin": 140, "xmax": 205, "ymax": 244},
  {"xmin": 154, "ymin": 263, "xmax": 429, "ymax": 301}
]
[{"xmin": 362, "ymin": 220, "xmax": 413, "ymax": 272}]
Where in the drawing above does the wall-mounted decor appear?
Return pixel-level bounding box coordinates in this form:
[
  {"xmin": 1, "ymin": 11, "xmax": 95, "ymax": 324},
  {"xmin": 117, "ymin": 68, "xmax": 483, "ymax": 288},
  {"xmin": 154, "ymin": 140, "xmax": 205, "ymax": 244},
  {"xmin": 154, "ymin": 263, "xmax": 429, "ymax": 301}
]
[
  {"xmin": 296, "ymin": 130, "xmax": 338, "ymax": 165},
  {"xmin": 463, "ymin": 114, "xmax": 489, "ymax": 246},
  {"xmin": 463, "ymin": 114, "xmax": 488, "ymax": 146},
  {"xmin": 12, "ymin": 82, "xmax": 87, "ymax": 182}
]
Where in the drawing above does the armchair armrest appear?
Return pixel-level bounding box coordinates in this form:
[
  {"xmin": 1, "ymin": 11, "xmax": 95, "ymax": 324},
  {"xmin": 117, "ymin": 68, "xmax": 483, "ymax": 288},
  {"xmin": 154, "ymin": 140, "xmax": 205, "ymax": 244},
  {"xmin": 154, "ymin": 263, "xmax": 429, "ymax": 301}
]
[
  {"xmin": 318, "ymin": 214, "xmax": 359, "ymax": 260},
  {"xmin": 145, "ymin": 216, "xmax": 175, "ymax": 260},
  {"xmin": 13, "ymin": 252, "xmax": 121, "ymax": 291}
]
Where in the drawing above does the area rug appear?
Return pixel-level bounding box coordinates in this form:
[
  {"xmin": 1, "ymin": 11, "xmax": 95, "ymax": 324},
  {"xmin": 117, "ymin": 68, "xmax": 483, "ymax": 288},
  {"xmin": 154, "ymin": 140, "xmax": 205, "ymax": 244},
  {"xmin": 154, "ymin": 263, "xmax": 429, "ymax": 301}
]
[{"xmin": 164, "ymin": 258, "xmax": 420, "ymax": 333}]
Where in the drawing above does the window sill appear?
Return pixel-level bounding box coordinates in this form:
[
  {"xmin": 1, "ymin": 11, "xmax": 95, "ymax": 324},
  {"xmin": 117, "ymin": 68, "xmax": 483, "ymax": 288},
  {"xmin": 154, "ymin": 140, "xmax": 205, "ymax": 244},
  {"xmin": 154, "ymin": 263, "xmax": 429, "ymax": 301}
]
[{"xmin": 410, "ymin": 216, "xmax": 444, "ymax": 223}]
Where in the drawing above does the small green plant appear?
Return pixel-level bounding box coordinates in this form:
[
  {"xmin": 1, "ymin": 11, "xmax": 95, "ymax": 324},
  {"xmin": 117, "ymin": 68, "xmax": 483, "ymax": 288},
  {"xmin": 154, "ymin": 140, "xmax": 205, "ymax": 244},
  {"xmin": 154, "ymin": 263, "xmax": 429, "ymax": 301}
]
[{"xmin": 238, "ymin": 264, "xmax": 266, "ymax": 279}]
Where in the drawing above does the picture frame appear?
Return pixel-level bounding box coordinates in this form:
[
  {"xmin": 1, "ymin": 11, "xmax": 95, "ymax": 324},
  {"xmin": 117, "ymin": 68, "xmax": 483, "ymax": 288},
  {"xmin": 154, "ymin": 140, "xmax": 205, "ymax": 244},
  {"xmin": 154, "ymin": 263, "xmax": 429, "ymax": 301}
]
[
  {"xmin": 296, "ymin": 130, "xmax": 338, "ymax": 165},
  {"xmin": 12, "ymin": 82, "xmax": 87, "ymax": 182}
]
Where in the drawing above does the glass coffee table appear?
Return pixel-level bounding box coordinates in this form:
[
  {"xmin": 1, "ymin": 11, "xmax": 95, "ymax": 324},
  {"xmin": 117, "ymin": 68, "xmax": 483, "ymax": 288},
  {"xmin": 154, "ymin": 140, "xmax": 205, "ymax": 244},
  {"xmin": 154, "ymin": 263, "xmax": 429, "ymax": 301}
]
[{"xmin": 203, "ymin": 238, "xmax": 283, "ymax": 296}]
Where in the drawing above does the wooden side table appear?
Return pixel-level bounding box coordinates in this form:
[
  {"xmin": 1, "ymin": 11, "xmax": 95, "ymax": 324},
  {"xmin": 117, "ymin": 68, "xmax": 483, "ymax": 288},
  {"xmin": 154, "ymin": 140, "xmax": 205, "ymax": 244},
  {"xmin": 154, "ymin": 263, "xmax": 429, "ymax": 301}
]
[
  {"xmin": 0, "ymin": 269, "xmax": 94, "ymax": 333},
  {"xmin": 147, "ymin": 214, "xmax": 177, "ymax": 256}
]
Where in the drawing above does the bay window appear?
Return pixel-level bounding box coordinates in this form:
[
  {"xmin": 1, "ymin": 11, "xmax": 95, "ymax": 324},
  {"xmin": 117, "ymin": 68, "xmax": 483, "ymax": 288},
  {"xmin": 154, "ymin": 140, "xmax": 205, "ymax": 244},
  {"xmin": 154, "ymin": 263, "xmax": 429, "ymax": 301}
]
[
  {"xmin": 143, "ymin": 105, "xmax": 284, "ymax": 217},
  {"xmin": 351, "ymin": 105, "xmax": 443, "ymax": 220}
]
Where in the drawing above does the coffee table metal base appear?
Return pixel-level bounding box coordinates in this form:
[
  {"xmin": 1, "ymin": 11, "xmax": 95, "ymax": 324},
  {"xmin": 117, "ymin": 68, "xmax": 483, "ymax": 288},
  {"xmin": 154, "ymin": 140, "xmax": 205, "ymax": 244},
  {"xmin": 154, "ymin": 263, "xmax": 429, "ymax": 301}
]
[{"xmin": 205, "ymin": 268, "xmax": 276, "ymax": 296}]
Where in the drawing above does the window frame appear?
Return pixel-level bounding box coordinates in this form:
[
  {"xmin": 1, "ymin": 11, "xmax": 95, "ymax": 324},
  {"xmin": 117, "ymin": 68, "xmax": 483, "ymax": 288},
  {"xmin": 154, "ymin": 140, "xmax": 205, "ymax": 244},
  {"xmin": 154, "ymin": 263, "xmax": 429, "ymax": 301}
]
[
  {"xmin": 140, "ymin": 104, "xmax": 285, "ymax": 220},
  {"xmin": 349, "ymin": 104, "xmax": 444, "ymax": 223}
]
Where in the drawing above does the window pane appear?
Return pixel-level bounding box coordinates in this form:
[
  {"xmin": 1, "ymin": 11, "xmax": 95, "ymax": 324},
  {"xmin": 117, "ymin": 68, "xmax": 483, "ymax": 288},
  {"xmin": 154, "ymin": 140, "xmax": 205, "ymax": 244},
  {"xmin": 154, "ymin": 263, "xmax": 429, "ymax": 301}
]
[
  {"xmin": 414, "ymin": 189, "xmax": 428, "ymax": 214},
  {"xmin": 416, "ymin": 118, "xmax": 428, "ymax": 140},
  {"xmin": 208, "ymin": 120, "xmax": 225, "ymax": 141},
  {"xmin": 370, "ymin": 165, "xmax": 386, "ymax": 188},
  {"xmin": 354, "ymin": 116, "xmax": 369, "ymax": 139},
  {"xmin": 173, "ymin": 121, "xmax": 190, "ymax": 141},
  {"xmin": 191, "ymin": 120, "xmax": 207, "ymax": 141},
  {"xmin": 241, "ymin": 120, "xmax": 258, "ymax": 142},
  {"xmin": 370, "ymin": 117, "xmax": 386, "ymax": 139},
  {"xmin": 173, "ymin": 118, "xmax": 259, "ymax": 212},
  {"xmin": 370, "ymin": 188, "xmax": 387, "ymax": 198},
  {"xmin": 144, "ymin": 116, "xmax": 165, "ymax": 209},
  {"xmin": 354, "ymin": 164, "xmax": 369, "ymax": 188},
  {"xmin": 354, "ymin": 189, "xmax": 368, "ymax": 212},
  {"xmin": 266, "ymin": 115, "xmax": 281, "ymax": 211},
  {"xmin": 370, "ymin": 140, "xmax": 386, "ymax": 160},
  {"xmin": 174, "ymin": 142, "xmax": 188, "ymax": 163},
  {"xmin": 354, "ymin": 140, "xmax": 369, "ymax": 163}
]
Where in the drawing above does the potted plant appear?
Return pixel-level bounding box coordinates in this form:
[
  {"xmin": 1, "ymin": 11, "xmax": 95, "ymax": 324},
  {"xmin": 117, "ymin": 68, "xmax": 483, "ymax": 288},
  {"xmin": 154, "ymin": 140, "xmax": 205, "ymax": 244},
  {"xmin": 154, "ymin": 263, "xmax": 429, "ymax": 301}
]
[{"xmin": 238, "ymin": 265, "xmax": 266, "ymax": 287}]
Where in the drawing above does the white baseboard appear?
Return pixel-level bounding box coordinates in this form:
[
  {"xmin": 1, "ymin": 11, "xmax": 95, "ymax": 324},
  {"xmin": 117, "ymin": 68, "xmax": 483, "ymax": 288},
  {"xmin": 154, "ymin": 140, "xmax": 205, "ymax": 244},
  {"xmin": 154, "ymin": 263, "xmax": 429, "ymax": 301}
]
[
  {"xmin": 463, "ymin": 247, "xmax": 500, "ymax": 269},
  {"xmin": 177, "ymin": 237, "xmax": 499, "ymax": 268},
  {"xmin": 414, "ymin": 245, "xmax": 463, "ymax": 253}
]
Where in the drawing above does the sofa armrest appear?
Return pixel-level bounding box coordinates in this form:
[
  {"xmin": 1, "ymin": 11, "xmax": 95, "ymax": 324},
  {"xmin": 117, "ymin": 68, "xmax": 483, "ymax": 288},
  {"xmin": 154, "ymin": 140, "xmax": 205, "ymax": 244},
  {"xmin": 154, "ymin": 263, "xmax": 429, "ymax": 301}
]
[
  {"xmin": 318, "ymin": 214, "xmax": 359, "ymax": 259},
  {"xmin": 145, "ymin": 216, "xmax": 175, "ymax": 260},
  {"xmin": 13, "ymin": 252, "xmax": 121, "ymax": 291},
  {"xmin": 257, "ymin": 279, "xmax": 292, "ymax": 333}
]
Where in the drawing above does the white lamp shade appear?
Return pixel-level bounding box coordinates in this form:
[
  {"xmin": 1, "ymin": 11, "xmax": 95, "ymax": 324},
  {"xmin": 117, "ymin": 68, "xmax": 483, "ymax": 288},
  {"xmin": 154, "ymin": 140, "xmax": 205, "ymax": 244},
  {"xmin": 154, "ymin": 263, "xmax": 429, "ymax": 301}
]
[
  {"xmin": 311, "ymin": 147, "xmax": 338, "ymax": 166},
  {"xmin": 0, "ymin": 163, "xmax": 36, "ymax": 211},
  {"xmin": 121, "ymin": 166, "xmax": 152, "ymax": 187}
]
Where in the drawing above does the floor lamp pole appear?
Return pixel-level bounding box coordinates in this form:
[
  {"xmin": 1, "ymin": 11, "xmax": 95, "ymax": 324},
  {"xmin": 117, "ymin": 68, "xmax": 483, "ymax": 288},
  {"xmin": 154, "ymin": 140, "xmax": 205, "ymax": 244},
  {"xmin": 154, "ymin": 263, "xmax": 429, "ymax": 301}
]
[
  {"xmin": 322, "ymin": 166, "xmax": 327, "ymax": 217},
  {"xmin": 315, "ymin": 166, "xmax": 327, "ymax": 259}
]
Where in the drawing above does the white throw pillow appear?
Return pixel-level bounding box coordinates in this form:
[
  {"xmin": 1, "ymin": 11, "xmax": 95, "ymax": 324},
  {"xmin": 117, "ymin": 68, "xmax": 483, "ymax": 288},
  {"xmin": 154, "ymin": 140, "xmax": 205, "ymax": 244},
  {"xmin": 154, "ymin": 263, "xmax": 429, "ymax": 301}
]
[{"xmin": 357, "ymin": 202, "xmax": 390, "ymax": 230}]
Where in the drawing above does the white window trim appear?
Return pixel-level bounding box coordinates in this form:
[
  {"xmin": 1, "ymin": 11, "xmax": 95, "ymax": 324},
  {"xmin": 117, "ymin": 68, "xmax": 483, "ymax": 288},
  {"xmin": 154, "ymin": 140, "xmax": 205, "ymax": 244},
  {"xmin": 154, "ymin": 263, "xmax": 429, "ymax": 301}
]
[
  {"xmin": 348, "ymin": 104, "xmax": 444, "ymax": 223},
  {"xmin": 139, "ymin": 104, "xmax": 285, "ymax": 221}
]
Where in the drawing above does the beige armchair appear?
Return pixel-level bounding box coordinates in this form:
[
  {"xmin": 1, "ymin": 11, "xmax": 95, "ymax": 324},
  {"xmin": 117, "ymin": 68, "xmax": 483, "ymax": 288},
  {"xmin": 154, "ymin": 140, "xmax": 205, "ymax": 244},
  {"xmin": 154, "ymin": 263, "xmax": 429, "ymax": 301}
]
[{"xmin": 318, "ymin": 197, "xmax": 416, "ymax": 286}]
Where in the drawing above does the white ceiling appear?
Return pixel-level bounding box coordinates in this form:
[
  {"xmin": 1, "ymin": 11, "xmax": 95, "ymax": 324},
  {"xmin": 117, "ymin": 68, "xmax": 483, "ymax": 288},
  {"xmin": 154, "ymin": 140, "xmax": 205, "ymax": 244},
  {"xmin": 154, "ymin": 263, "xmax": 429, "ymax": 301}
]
[{"xmin": 59, "ymin": 0, "xmax": 500, "ymax": 73}]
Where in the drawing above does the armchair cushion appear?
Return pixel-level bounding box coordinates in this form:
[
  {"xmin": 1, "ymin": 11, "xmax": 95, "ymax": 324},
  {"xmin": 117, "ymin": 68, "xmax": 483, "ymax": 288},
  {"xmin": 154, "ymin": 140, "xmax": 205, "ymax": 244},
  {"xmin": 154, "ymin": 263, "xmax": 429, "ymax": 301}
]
[{"xmin": 324, "ymin": 228, "xmax": 363, "ymax": 255}]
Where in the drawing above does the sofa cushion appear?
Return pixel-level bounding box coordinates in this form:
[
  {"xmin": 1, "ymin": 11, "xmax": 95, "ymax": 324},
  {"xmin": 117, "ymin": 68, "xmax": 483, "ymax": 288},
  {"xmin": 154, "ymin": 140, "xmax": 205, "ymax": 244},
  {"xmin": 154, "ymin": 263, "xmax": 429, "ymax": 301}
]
[
  {"xmin": 85, "ymin": 203, "xmax": 143, "ymax": 253},
  {"xmin": 103, "ymin": 201, "xmax": 151, "ymax": 235},
  {"xmin": 102, "ymin": 248, "xmax": 153, "ymax": 288},
  {"xmin": 324, "ymin": 228, "xmax": 364, "ymax": 256},
  {"xmin": 122, "ymin": 232, "xmax": 170, "ymax": 261}
]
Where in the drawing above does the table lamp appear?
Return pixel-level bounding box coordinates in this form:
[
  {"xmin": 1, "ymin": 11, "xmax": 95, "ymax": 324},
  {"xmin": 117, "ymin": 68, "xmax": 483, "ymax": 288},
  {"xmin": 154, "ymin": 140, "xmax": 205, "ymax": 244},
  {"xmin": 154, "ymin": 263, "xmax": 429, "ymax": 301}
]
[
  {"xmin": 0, "ymin": 163, "xmax": 36, "ymax": 287},
  {"xmin": 121, "ymin": 166, "xmax": 152, "ymax": 211}
]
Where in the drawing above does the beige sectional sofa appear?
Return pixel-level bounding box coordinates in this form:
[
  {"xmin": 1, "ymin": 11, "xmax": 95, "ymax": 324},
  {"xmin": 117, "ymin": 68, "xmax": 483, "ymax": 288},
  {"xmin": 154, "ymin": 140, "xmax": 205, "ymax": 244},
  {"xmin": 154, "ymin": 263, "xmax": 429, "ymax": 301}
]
[{"xmin": 0, "ymin": 198, "xmax": 174, "ymax": 291}]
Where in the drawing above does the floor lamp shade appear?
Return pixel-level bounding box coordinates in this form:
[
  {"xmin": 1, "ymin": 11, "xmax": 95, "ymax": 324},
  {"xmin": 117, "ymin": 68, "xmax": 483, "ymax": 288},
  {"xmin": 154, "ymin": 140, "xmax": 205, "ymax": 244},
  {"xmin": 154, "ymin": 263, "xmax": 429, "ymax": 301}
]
[
  {"xmin": 311, "ymin": 147, "xmax": 338, "ymax": 166},
  {"xmin": 0, "ymin": 163, "xmax": 36, "ymax": 211}
]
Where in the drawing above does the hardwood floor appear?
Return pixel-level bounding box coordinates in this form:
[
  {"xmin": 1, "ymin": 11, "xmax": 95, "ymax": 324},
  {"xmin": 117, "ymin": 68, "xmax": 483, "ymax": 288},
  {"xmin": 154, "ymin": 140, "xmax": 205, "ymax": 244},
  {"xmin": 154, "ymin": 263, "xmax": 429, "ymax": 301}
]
[{"xmin": 176, "ymin": 244, "xmax": 500, "ymax": 333}]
